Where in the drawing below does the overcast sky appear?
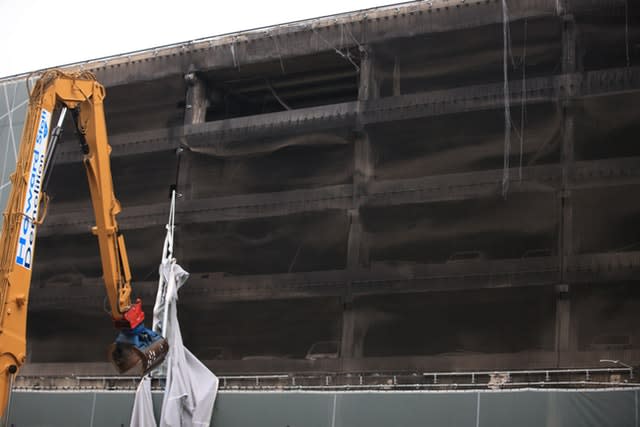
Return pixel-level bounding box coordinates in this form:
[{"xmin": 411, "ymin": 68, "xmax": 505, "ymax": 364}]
[{"xmin": 0, "ymin": 0, "xmax": 396, "ymax": 78}]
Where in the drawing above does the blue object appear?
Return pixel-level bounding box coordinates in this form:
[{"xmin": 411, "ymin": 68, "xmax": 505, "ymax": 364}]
[{"xmin": 115, "ymin": 323, "xmax": 164, "ymax": 350}]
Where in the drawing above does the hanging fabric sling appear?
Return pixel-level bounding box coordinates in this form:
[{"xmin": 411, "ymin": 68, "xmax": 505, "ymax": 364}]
[{"xmin": 130, "ymin": 189, "xmax": 219, "ymax": 427}]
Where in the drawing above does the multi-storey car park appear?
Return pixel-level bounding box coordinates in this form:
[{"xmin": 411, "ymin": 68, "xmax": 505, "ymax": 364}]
[{"xmin": 0, "ymin": 0, "xmax": 639, "ymax": 425}]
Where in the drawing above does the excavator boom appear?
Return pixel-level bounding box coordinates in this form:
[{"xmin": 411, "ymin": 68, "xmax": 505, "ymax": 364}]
[{"xmin": 0, "ymin": 71, "xmax": 168, "ymax": 417}]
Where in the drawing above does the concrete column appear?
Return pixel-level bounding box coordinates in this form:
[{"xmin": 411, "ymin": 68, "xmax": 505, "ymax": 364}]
[
  {"xmin": 341, "ymin": 301, "xmax": 357, "ymax": 359},
  {"xmin": 351, "ymin": 47, "xmax": 376, "ymax": 271},
  {"xmin": 346, "ymin": 209, "xmax": 363, "ymax": 270},
  {"xmin": 358, "ymin": 48, "xmax": 379, "ymax": 102},
  {"xmin": 179, "ymin": 72, "xmax": 208, "ymax": 201},
  {"xmin": 340, "ymin": 301, "xmax": 366, "ymax": 360},
  {"xmin": 555, "ymin": 285, "xmax": 571, "ymax": 357},
  {"xmin": 558, "ymin": 14, "xmax": 576, "ymax": 282},
  {"xmin": 184, "ymin": 72, "xmax": 208, "ymax": 125},
  {"xmin": 555, "ymin": 15, "xmax": 578, "ymax": 362},
  {"xmin": 354, "ymin": 129, "xmax": 373, "ymax": 193},
  {"xmin": 348, "ymin": 132, "xmax": 373, "ymax": 270},
  {"xmin": 341, "ymin": 47, "xmax": 379, "ymax": 360},
  {"xmin": 392, "ymin": 56, "xmax": 401, "ymax": 96},
  {"xmin": 559, "ymin": 111, "xmax": 574, "ymax": 272}
]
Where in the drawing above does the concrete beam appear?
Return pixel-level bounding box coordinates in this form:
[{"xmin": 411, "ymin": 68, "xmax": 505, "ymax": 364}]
[
  {"xmin": 566, "ymin": 251, "xmax": 640, "ymax": 283},
  {"xmin": 17, "ymin": 348, "xmax": 640, "ymax": 376},
  {"xmin": 367, "ymin": 156, "xmax": 640, "ymax": 207},
  {"xmin": 38, "ymin": 184, "xmax": 353, "ymax": 236},
  {"xmin": 184, "ymin": 103, "xmax": 357, "ymax": 155},
  {"xmin": 26, "ymin": 251, "xmax": 640, "ymax": 307},
  {"xmin": 56, "ymin": 127, "xmax": 181, "ymax": 164},
  {"xmin": 571, "ymin": 157, "xmax": 640, "ymax": 189},
  {"xmin": 340, "ymin": 349, "xmax": 640, "ymax": 373},
  {"xmin": 68, "ymin": 0, "xmax": 625, "ymax": 87},
  {"xmin": 362, "ymin": 66, "xmax": 640, "ymax": 125},
  {"xmin": 28, "ymin": 257, "xmax": 558, "ymax": 308},
  {"xmin": 52, "ymin": 66, "xmax": 640, "ymax": 164},
  {"xmin": 366, "ymin": 164, "xmax": 561, "ymax": 207},
  {"xmin": 38, "ymin": 156, "xmax": 640, "ymax": 236}
]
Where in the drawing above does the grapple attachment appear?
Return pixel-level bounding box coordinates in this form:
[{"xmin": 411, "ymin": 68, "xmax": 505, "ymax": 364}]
[{"xmin": 109, "ymin": 324, "xmax": 169, "ymax": 374}]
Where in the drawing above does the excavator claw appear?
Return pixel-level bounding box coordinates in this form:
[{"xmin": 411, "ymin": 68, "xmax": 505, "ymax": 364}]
[{"xmin": 109, "ymin": 325, "xmax": 169, "ymax": 374}]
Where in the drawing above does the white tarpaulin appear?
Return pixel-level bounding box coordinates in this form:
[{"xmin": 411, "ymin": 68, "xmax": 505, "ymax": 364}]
[
  {"xmin": 130, "ymin": 376, "xmax": 156, "ymax": 427},
  {"xmin": 131, "ymin": 191, "xmax": 219, "ymax": 427},
  {"xmin": 158, "ymin": 259, "xmax": 219, "ymax": 427}
]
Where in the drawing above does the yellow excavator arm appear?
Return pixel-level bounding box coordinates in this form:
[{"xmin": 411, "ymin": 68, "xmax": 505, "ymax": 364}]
[{"xmin": 0, "ymin": 71, "xmax": 168, "ymax": 417}]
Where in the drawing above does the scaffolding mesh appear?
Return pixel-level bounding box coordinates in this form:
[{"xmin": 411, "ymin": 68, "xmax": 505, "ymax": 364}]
[{"xmin": 0, "ymin": 77, "xmax": 30, "ymax": 228}]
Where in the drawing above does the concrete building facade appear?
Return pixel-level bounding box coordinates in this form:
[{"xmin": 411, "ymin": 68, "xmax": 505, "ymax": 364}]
[{"xmin": 0, "ymin": 0, "xmax": 639, "ymax": 379}]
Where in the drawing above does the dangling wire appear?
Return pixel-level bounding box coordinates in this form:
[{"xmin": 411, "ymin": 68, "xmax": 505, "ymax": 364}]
[
  {"xmin": 312, "ymin": 27, "xmax": 360, "ymax": 72},
  {"xmin": 153, "ymin": 146, "xmax": 182, "ymax": 339},
  {"xmin": 151, "ymin": 188, "xmax": 176, "ymax": 347},
  {"xmin": 501, "ymin": 4, "xmax": 529, "ymax": 192},
  {"xmin": 270, "ymin": 33, "xmax": 286, "ymax": 74},
  {"xmin": 519, "ymin": 19, "xmax": 528, "ymax": 182},
  {"xmin": 625, "ymin": 0, "xmax": 630, "ymax": 68},
  {"xmin": 230, "ymin": 40, "xmax": 240, "ymax": 70},
  {"xmin": 165, "ymin": 142, "xmax": 183, "ymax": 276},
  {"xmin": 163, "ymin": 189, "xmax": 176, "ymax": 261},
  {"xmin": 160, "ymin": 189, "xmax": 176, "ymax": 338},
  {"xmin": 266, "ymin": 79, "xmax": 291, "ymax": 110},
  {"xmin": 502, "ymin": 0, "xmax": 511, "ymax": 198},
  {"xmin": 344, "ymin": 23, "xmax": 363, "ymax": 52}
]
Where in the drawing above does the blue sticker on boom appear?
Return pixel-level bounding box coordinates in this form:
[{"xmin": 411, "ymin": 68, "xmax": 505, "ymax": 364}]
[{"xmin": 16, "ymin": 109, "xmax": 51, "ymax": 270}]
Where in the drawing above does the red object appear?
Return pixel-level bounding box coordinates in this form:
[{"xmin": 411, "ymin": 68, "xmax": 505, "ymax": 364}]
[{"xmin": 118, "ymin": 299, "xmax": 145, "ymax": 329}]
